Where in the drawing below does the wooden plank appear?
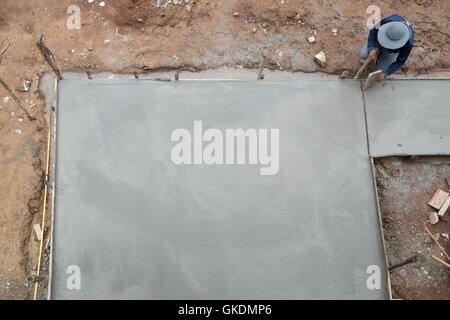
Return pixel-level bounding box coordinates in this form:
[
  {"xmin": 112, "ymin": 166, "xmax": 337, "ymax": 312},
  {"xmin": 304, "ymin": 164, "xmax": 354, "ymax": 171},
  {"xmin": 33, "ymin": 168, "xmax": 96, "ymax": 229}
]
[
  {"xmin": 438, "ymin": 197, "xmax": 450, "ymax": 217},
  {"xmin": 428, "ymin": 189, "xmax": 449, "ymax": 210}
]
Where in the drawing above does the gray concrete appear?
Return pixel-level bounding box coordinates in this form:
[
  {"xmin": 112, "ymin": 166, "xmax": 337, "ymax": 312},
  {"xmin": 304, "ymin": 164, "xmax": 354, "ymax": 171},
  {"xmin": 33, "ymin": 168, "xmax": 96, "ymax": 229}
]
[
  {"xmin": 52, "ymin": 79, "xmax": 388, "ymax": 299},
  {"xmin": 365, "ymin": 80, "xmax": 450, "ymax": 156}
]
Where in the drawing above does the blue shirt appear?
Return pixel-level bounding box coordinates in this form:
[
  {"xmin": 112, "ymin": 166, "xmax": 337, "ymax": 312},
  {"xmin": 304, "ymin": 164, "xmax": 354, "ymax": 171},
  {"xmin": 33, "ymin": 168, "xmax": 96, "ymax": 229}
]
[{"xmin": 367, "ymin": 14, "xmax": 415, "ymax": 77}]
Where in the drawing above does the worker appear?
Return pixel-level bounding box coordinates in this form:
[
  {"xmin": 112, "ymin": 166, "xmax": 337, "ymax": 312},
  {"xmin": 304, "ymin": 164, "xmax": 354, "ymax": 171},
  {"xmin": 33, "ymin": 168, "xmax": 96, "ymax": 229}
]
[{"xmin": 360, "ymin": 14, "xmax": 414, "ymax": 81}]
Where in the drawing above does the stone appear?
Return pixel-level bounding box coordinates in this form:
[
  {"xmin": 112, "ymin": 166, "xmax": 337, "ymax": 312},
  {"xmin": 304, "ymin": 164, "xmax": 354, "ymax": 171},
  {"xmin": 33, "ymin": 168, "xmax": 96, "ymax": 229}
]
[
  {"xmin": 308, "ymin": 36, "xmax": 315, "ymax": 43},
  {"xmin": 428, "ymin": 211, "xmax": 439, "ymax": 225},
  {"xmin": 314, "ymin": 51, "xmax": 326, "ymax": 67},
  {"xmin": 28, "ymin": 198, "xmax": 40, "ymax": 214},
  {"xmin": 233, "ymin": 12, "xmax": 239, "ymax": 17}
]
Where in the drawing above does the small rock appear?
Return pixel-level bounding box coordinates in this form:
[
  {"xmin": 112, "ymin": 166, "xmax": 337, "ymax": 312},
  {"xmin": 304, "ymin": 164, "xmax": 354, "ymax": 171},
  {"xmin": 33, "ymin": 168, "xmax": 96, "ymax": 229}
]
[
  {"xmin": 252, "ymin": 27, "xmax": 257, "ymax": 33},
  {"xmin": 232, "ymin": 12, "xmax": 239, "ymax": 17},
  {"xmin": 433, "ymin": 233, "xmax": 440, "ymax": 241},
  {"xmin": 332, "ymin": 28, "xmax": 338, "ymax": 35},
  {"xmin": 428, "ymin": 212, "xmax": 439, "ymax": 225},
  {"xmin": 391, "ymin": 168, "xmax": 401, "ymax": 177},
  {"xmin": 15, "ymin": 129, "xmax": 22, "ymax": 135},
  {"xmin": 99, "ymin": 1, "xmax": 105, "ymax": 7},
  {"xmin": 33, "ymin": 87, "xmax": 39, "ymax": 94},
  {"xmin": 28, "ymin": 198, "xmax": 40, "ymax": 214},
  {"xmin": 307, "ymin": 36, "xmax": 315, "ymax": 43},
  {"xmin": 88, "ymin": 0, "xmax": 94, "ymax": 3},
  {"xmin": 186, "ymin": 5, "xmax": 191, "ymax": 12},
  {"xmin": 314, "ymin": 51, "xmax": 326, "ymax": 67},
  {"xmin": 262, "ymin": 22, "xmax": 268, "ymax": 28},
  {"xmin": 442, "ymin": 233, "xmax": 449, "ymax": 240}
]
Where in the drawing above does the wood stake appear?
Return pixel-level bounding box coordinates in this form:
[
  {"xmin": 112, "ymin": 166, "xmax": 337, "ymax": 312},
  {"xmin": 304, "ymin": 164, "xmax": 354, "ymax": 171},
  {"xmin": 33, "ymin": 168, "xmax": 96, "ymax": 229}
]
[
  {"xmin": 431, "ymin": 255, "xmax": 450, "ymax": 269},
  {"xmin": 424, "ymin": 225, "xmax": 450, "ymax": 261},
  {"xmin": 257, "ymin": 56, "xmax": 266, "ymax": 80}
]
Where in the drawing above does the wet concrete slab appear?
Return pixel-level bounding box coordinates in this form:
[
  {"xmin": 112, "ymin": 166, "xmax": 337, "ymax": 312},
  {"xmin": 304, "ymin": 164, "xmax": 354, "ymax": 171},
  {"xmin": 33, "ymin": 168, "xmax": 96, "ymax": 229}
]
[
  {"xmin": 52, "ymin": 79, "xmax": 388, "ymax": 299},
  {"xmin": 364, "ymin": 80, "xmax": 450, "ymax": 157}
]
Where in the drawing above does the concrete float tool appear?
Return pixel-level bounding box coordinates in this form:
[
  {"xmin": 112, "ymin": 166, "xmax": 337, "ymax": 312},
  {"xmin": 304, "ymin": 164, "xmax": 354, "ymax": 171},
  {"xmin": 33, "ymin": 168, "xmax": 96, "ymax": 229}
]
[{"xmin": 363, "ymin": 70, "xmax": 382, "ymax": 91}]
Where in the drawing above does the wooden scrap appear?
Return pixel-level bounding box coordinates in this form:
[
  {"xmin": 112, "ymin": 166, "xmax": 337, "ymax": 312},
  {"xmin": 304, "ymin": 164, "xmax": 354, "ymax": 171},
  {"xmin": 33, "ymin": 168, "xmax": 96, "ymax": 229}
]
[
  {"xmin": 33, "ymin": 224, "xmax": 42, "ymax": 241},
  {"xmin": 428, "ymin": 189, "xmax": 449, "ymax": 210},
  {"xmin": 438, "ymin": 197, "xmax": 450, "ymax": 217},
  {"xmin": 314, "ymin": 51, "xmax": 326, "ymax": 67}
]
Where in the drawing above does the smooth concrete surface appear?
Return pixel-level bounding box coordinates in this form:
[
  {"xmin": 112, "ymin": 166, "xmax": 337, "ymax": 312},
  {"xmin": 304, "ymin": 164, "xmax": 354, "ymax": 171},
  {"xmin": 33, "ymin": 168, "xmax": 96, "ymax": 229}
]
[
  {"xmin": 53, "ymin": 79, "xmax": 388, "ymax": 299},
  {"xmin": 365, "ymin": 80, "xmax": 450, "ymax": 156}
]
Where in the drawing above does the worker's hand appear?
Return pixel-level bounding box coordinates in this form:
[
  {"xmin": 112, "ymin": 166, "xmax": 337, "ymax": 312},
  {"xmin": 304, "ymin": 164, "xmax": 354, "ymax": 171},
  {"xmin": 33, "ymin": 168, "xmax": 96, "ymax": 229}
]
[{"xmin": 375, "ymin": 73, "xmax": 386, "ymax": 82}]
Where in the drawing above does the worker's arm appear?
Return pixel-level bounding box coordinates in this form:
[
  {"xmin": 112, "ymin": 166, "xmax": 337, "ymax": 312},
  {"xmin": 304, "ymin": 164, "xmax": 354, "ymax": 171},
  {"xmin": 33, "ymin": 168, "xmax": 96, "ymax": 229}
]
[
  {"xmin": 384, "ymin": 42, "xmax": 413, "ymax": 78},
  {"xmin": 367, "ymin": 28, "xmax": 378, "ymax": 51}
]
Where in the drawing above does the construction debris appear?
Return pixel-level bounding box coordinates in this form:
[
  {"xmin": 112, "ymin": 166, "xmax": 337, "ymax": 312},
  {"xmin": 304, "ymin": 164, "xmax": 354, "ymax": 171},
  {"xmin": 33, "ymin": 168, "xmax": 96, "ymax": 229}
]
[
  {"xmin": 438, "ymin": 197, "xmax": 450, "ymax": 217},
  {"xmin": 388, "ymin": 255, "xmax": 419, "ymax": 271},
  {"xmin": 33, "ymin": 224, "xmax": 42, "ymax": 241},
  {"xmin": 15, "ymin": 80, "xmax": 31, "ymax": 92},
  {"xmin": 428, "ymin": 189, "xmax": 449, "ymax": 210},
  {"xmin": 0, "ymin": 77, "xmax": 37, "ymax": 120},
  {"xmin": 314, "ymin": 51, "xmax": 326, "ymax": 67}
]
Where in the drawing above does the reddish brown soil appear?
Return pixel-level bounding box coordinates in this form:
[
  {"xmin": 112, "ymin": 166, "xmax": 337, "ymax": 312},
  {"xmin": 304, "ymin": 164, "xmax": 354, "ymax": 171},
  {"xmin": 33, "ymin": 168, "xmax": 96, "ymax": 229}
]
[
  {"xmin": 375, "ymin": 157, "xmax": 449, "ymax": 300},
  {"xmin": 0, "ymin": 0, "xmax": 449, "ymax": 299}
]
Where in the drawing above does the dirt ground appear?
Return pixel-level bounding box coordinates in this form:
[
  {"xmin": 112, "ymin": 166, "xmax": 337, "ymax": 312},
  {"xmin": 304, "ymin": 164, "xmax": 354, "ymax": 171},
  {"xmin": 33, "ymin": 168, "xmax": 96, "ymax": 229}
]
[
  {"xmin": 375, "ymin": 157, "xmax": 449, "ymax": 300},
  {"xmin": 0, "ymin": 0, "xmax": 449, "ymax": 299}
]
